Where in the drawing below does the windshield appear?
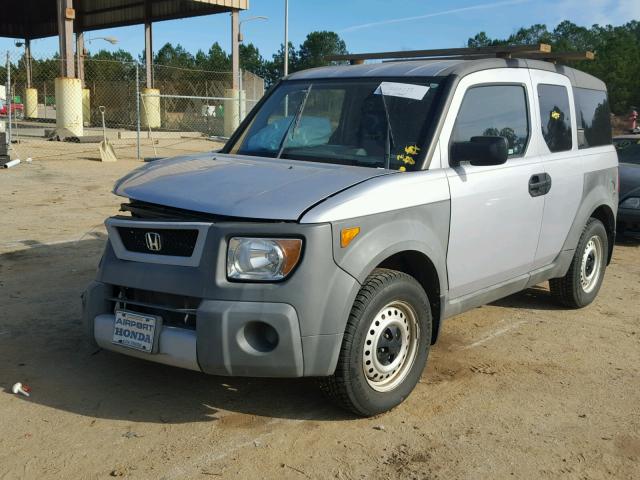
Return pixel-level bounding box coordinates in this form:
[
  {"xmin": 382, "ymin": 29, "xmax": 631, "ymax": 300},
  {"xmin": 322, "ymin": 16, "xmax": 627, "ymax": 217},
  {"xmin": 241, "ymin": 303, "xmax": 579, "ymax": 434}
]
[{"xmin": 228, "ymin": 77, "xmax": 444, "ymax": 171}]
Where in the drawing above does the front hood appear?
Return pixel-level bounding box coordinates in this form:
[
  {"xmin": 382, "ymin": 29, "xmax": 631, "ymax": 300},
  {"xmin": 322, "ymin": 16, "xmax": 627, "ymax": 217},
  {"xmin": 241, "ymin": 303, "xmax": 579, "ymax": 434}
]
[
  {"xmin": 620, "ymin": 162, "xmax": 640, "ymax": 201},
  {"xmin": 114, "ymin": 153, "xmax": 390, "ymax": 220}
]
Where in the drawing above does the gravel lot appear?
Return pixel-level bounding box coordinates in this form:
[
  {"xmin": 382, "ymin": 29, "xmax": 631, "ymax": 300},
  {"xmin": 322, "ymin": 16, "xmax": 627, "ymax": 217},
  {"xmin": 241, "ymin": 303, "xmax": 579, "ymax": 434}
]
[{"xmin": 1, "ymin": 148, "xmax": 639, "ymax": 479}]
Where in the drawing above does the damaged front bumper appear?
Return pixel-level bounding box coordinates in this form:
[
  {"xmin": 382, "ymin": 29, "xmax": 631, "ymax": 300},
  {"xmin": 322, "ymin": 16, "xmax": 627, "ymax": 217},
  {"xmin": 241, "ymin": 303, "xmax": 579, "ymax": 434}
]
[{"xmin": 82, "ymin": 217, "xmax": 361, "ymax": 377}]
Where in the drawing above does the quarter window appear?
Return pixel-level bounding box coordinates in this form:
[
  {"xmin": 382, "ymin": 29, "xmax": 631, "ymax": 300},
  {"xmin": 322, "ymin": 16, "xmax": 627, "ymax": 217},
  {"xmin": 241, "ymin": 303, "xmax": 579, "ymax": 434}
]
[
  {"xmin": 574, "ymin": 88, "xmax": 612, "ymax": 149},
  {"xmin": 538, "ymin": 84, "xmax": 572, "ymax": 152},
  {"xmin": 451, "ymin": 85, "xmax": 530, "ymax": 159}
]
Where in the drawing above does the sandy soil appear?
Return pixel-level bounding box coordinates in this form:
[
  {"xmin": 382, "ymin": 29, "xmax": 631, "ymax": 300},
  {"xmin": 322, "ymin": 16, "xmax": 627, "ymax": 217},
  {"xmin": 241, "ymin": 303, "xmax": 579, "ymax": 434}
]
[{"xmin": 1, "ymin": 151, "xmax": 639, "ymax": 480}]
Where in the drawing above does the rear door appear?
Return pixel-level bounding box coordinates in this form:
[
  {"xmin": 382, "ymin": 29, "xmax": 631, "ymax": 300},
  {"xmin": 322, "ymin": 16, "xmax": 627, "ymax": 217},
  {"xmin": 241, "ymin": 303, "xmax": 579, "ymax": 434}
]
[
  {"xmin": 528, "ymin": 70, "xmax": 595, "ymax": 268},
  {"xmin": 440, "ymin": 69, "xmax": 545, "ymax": 299}
]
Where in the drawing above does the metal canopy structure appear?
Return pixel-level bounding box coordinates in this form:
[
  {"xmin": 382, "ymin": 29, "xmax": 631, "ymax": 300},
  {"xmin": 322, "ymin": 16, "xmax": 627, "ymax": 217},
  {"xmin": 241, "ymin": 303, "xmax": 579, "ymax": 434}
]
[
  {"xmin": 1, "ymin": 0, "xmax": 250, "ymax": 142},
  {"xmin": 1, "ymin": 0, "xmax": 248, "ymax": 40}
]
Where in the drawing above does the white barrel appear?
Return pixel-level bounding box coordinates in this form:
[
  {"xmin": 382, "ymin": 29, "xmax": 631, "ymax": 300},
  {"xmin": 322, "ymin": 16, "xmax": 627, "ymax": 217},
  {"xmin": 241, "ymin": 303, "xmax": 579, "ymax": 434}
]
[
  {"xmin": 82, "ymin": 88, "xmax": 91, "ymax": 126},
  {"xmin": 25, "ymin": 88, "xmax": 38, "ymax": 119},
  {"xmin": 223, "ymin": 88, "xmax": 246, "ymax": 137},
  {"xmin": 141, "ymin": 88, "xmax": 161, "ymax": 129},
  {"xmin": 54, "ymin": 77, "xmax": 83, "ymax": 137}
]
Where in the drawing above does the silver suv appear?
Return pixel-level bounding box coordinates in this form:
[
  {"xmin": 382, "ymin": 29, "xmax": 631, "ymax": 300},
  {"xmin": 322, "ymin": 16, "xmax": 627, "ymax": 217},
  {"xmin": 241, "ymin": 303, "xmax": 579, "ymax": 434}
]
[{"xmin": 83, "ymin": 53, "xmax": 618, "ymax": 416}]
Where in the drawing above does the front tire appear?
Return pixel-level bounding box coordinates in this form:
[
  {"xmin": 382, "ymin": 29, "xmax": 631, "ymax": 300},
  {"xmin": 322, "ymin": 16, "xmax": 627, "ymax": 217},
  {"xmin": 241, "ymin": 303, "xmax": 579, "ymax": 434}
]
[
  {"xmin": 320, "ymin": 269, "xmax": 432, "ymax": 416},
  {"xmin": 549, "ymin": 218, "xmax": 608, "ymax": 308}
]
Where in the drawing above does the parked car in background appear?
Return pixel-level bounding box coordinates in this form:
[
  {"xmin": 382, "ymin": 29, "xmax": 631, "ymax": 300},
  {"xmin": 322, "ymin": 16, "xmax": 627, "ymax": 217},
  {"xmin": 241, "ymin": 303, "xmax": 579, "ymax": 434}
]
[
  {"xmin": 614, "ymin": 136, "xmax": 640, "ymax": 236},
  {"xmin": 0, "ymin": 102, "xmax": 24, "ymax": 118}
]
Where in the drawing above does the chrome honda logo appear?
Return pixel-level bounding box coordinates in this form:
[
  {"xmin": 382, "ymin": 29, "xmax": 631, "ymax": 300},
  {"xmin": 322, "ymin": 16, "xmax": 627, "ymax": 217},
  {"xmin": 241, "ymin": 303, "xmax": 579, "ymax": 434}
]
[{"xmin": 145, "ymin": 232, "xmax": 162, "ymax": 252}]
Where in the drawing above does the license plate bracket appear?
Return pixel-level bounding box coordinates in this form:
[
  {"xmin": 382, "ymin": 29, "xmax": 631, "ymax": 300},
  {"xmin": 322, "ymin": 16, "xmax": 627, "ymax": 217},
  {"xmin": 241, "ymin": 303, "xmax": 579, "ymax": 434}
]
[{"xmin": 112, "ymin": 310, "xmax": 161, "ymax": 353}]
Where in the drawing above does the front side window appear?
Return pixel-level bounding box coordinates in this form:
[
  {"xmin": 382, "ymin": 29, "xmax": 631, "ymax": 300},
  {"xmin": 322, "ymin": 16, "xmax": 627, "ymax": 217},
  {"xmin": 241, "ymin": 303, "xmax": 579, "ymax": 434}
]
[
  {"xmin": 451, "ymin": 85, "xmax": 530, "ymax": 159},
  {"xmin": 228, "ymin": 78, "xmax": 444, "ymax": 171},
  {"xmin": 574, "ymin": 88, "xmax": 612, "ymax": 149},
  {"xmin": 538, "ymin": 84, "xmax": 572, "ymax": 152}
]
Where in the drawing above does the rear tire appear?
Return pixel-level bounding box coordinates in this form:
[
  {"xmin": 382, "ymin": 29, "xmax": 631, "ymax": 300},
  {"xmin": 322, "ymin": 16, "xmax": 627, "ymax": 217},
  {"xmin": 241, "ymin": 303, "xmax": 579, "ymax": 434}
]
[
  {"xmin": 549, "ymin": 218, "xmax": 608, "ymax": 308},
  {"xmin": 320, "ymin": 268, "xmax": 432, "ymax": 417}
]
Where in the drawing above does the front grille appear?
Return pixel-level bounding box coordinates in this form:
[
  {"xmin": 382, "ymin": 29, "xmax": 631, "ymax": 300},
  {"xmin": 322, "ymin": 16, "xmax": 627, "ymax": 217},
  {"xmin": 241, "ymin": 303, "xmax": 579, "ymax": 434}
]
[
  {"xmin": 116, "ymin": 226, "xmax": 198, "ymax": 257},
  {"xmin": 109, "ymin": 286, "xmax": 200, "ymax": 330}
]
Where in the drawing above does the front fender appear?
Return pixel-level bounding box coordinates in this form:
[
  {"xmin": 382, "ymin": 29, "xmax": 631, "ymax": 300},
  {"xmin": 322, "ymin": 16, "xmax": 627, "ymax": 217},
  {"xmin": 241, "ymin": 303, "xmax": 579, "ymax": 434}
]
[{"xmin": 330, "ymin": 202, "xmax": 450, "ymax": 294}]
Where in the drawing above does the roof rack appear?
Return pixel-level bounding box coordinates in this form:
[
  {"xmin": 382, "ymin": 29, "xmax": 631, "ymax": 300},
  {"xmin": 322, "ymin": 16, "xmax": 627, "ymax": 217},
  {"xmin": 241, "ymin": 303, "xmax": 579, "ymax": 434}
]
[{"xmin": 325, "ymin": 44, "xmax": 595, "ymax": 65}]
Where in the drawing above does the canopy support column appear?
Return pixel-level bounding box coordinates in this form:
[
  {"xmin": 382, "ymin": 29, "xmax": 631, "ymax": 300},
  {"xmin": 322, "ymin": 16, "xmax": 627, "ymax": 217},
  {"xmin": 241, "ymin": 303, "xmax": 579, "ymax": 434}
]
[
  {"xmin": 57, "ymin": 0, "xmax": 75, "ymax": 78},
  {"xmin": 231, "ymin": 10, "xmax": 239, "ymax": 90}
]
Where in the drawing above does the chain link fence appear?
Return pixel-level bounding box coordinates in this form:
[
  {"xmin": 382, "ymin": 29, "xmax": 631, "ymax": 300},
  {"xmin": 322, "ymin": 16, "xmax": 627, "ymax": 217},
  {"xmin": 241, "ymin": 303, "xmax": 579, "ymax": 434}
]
[{"xmin": 1, "ymin": 48, "xmax": 265, "ymax": 162}]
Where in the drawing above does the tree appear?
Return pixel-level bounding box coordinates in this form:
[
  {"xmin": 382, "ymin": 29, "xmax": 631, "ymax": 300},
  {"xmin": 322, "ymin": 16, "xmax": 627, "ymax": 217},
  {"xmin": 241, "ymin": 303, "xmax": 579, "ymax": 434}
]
[
  {"xmin": 261, "ymin": 31, "xmax": 349, "ymax": 87},
  {"xmin": 467, "ymin": 21, "xmax": 640, "ymax": 114},
  {"xmin": 262, "ymin": 41, "xmax": 298, "ymax": 87},
  {"xmin": 467, "ymin": 32, "xmax": 496, "ymax": 48},
  {"xmin": 205, "ymin": 42, "xmax": 232, "ymax": 71},
  {"xmin": 240, "ymin": 43, "xmax": 264, "ymax": 75},
  {"xmin": 297, "ymin": 31, "xmax": 348, "ymax": 70},
  {"xmin": 85, "ymin": 49, "xmax": 136, "ymax": 82},
  {"xmin": 154, "ymin": 43, "xmax": 195, "ymax": 68}
]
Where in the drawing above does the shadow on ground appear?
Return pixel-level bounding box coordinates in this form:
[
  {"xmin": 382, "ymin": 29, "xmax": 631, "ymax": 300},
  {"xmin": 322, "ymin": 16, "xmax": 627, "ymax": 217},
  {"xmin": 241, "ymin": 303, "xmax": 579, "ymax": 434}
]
[
  {"xmin": 3, "ymin": 234, "xmax": 637, "ymax": 425},
  {"xmin": 0, "ymin": 238, "xmax": 350, "ymax": 425},
  {"xmin": 492, "ymin": 234, "xmax": 639, "ymax": 311}
]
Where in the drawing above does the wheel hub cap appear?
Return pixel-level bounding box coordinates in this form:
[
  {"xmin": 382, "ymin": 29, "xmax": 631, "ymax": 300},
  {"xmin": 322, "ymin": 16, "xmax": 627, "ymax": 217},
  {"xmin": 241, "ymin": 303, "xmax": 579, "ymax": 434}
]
[{"xmin": 376, "ymin": 326, "xmax": 403, "ymax": 365}]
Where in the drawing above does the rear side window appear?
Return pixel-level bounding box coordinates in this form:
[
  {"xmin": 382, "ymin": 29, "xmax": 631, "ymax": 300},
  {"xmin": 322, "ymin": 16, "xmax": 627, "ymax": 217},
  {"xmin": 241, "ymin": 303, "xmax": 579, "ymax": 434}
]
[
  {"xmin": 574, "ymin": 88, "xmax": 612, "ymax": 148},
  {"xmin": 452, "ymin": 85, "xmax": 530, "ymax": 158},
  {"xmin": 538, "ymin": 84, "xmax": 572, "ymax": 152}
]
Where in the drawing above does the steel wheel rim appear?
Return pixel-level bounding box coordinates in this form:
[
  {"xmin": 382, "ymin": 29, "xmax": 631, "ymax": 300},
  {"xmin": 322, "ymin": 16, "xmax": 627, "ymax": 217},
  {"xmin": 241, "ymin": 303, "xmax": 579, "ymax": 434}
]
[
  {"xmin": 580, "ymin": 235, "xmax": 603, "ymax": 293},
  {"xmin": 362, "ymin": 300, "xmax": 420, "ymax": 393}
]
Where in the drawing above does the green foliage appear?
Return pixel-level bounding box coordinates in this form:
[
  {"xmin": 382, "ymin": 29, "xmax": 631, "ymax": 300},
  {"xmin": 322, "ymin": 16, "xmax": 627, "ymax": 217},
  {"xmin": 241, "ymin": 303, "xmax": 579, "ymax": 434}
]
[
  {"xmin": 468, "ymin": 21, "xmax": 640, "ymax": 113},
  {"xmin": 297, "ymin": 31, "xmax": 348, "ymax": 70}
]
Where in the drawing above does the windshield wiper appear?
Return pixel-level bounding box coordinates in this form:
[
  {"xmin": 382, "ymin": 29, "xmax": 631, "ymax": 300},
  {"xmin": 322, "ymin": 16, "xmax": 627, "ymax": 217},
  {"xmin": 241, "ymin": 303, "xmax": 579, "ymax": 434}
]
[
  {"xmin": 378, "ymin": 90, "xmax": 396, "ymax": 169},
  {"xmin": 276, "ymin": 85, "xmax": 313, "ymax": 159}
]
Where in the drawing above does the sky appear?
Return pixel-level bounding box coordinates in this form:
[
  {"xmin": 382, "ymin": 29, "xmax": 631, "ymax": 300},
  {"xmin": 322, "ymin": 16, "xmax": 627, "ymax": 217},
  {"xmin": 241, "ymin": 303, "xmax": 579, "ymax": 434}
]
[{"xmin": 1, "ymin": 0, "xmax": 638, "ymax": 60}]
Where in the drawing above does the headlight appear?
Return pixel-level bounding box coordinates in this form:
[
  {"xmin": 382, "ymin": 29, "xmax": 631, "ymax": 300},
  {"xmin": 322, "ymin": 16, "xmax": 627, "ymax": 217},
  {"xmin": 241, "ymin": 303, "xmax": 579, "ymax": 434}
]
[
  {"xmin": 227, "ymin": 237, "xmax": 303, "ymax": 281},
  {"xmin": 620, "ymin": 197, "xmax": 640, "ymax": 209}
]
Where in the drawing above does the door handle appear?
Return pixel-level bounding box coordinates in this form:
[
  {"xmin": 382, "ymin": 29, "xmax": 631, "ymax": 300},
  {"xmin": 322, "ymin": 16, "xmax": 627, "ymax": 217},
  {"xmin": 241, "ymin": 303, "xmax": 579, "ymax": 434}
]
[{"xmin": 529, "ymin": 173, "xmax": 552, "ymax": 197}]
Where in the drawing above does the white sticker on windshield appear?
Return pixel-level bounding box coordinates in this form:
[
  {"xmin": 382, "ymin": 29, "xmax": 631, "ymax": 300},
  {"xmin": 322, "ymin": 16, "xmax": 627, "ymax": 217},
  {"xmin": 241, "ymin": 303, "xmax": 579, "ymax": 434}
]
[{"xmin": 374, "ymin": 82, "xmax": 429, "ymax": 100}]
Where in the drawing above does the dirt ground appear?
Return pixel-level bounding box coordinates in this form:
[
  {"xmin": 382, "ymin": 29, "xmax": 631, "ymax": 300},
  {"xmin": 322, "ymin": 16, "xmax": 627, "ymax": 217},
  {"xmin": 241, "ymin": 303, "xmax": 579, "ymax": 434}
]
[{"xmin": 1, "ymin": 145, "xmax": 639, "ymax": 480}]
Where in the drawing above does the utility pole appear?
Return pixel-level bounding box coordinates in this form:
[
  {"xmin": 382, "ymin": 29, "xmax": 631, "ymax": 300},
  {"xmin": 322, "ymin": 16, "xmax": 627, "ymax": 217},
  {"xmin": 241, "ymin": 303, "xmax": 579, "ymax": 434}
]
[{"xmin": 284, "ymin": 0, "xmax": 289, "ymax": 77}]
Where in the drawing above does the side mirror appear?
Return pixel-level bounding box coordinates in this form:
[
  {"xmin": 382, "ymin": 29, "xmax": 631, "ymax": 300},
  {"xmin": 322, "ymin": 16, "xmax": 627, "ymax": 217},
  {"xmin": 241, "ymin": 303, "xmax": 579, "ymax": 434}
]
[{"xmin": 450, "ymin": 136, "xmax": 509, "ymax": 166}]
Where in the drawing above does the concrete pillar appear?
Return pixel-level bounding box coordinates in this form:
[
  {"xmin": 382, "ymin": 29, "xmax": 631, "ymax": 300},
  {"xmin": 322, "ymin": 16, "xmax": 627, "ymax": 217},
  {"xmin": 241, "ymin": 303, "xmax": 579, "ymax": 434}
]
[
  {"xmin": 224, "ymin": 88, "xmax": 245, "ymax": 137},
  {"xmin": 141, "ymin": 88, "xmax": 161, "ymax": 129},
  {"xmin": 231, "ymin": 10, "xmax": 240, "ymax": 90},
  {"xmin": 55, "ymin": 77, "xmax": 83, "ymax": 137},
  {"xmin": 57, "ymin": 0, "xmax": 75, "ymax": 78},
  {"xmin": 82, "ymin": 88, "xmax": 90, "ymax": 126},
  {"xmin": 25, "ymin": 87, "xmax": 38, "ymax": 119}
]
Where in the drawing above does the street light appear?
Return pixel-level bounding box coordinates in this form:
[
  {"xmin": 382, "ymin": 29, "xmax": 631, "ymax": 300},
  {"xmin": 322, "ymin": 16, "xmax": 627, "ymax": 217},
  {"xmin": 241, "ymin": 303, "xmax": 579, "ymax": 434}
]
[
  {"xmin": 86, "ymin": 36, "xmax": 119, "ymax": 45},
  {"xmin": 238, "ymin": 16, "xmax": 268, "ymax": 43}
]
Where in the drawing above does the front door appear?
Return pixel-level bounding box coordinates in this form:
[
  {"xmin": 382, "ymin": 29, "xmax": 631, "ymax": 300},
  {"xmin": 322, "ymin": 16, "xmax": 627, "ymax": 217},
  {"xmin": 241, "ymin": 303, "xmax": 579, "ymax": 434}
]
[{"xmin": 440, "ymin": 69, "xmax": 545, "ymax": 299}]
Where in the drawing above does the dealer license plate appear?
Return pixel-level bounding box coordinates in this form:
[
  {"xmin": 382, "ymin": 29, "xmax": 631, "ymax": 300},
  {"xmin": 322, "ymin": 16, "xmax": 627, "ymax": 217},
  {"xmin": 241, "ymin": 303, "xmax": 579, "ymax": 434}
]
[{"xmin": 112, "ymin": 310, "xmax": 159, "ymax": 353}]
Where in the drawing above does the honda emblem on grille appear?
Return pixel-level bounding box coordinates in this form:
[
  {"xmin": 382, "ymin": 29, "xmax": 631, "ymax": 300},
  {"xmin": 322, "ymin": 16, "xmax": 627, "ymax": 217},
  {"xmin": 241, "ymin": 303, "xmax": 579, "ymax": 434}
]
[{"xmin": 145, "ymin": 232, "xmax": 162, "ymax": 252}]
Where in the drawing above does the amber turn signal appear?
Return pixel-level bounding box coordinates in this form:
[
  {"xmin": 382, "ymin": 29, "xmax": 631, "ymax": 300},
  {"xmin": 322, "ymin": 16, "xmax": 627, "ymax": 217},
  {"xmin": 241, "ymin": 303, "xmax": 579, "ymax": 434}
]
[{"xmin": 340, "ymin": 227, "xmax": 360, "ymax": 248}]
